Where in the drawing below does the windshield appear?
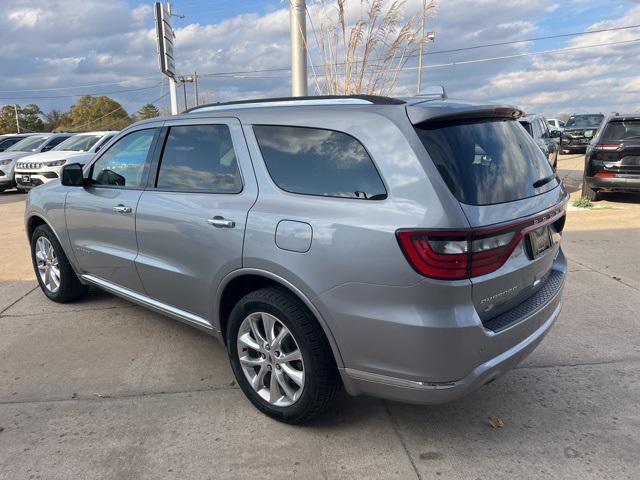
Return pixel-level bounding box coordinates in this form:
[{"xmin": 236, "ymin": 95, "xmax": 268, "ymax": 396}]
[
  {"xmin": 6, "ymin": 135, "xmax": 49, "ymax": 152},
  {"xmin": 415, "ymin": 118, "xmax": 557, "ymax": 205},
  {"xmin": 565, "ymin": 114, "xmax": 604, "ymax": 128},
  {"xmin": 601, "ymin": 120, "xmax": 640, "ymax": 142},
  {"xmin": 53, "ymin": 134, "xmax": 102, "ymax": 152}
]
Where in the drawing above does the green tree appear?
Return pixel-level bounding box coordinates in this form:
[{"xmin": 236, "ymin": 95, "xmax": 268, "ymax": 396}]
[
  {"xmin": 70, "ymin": 95, "xmax": 131, "ymax": 132},
  {"xmin": 136, "ymin": 103, "xmax": 160, "ymax": 120},
  {"xmin": 0, "ymin": 104, "xmax": 45, "ymax": 134}
]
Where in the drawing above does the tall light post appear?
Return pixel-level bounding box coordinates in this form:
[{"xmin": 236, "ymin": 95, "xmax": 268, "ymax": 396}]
[
  {"xmin": 290, "ymin": 0, "xmax": 308, "ymax": 96},
  {"xmin": 417, "ymin": 23, "xmax": 436, "ymax": 94}
]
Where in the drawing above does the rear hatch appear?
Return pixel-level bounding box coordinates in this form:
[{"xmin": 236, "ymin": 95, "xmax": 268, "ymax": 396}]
[
  {"xmin": 591, "ymin": 119, "xmax": 640, "ymax": 177},
  {"xmin": 404, "ymin": 102, "xmax": 568, "ymax": 328}
]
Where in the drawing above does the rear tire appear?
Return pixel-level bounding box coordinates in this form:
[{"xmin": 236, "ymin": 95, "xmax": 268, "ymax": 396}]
[
  {"xmin": 30, "ymin": 224, "xmax": 88, "ymax": 303},
  {"xmin": 226, "ymin": 287, "xmax": 340, "ymax": 424},
  {"xmin": 581, "ymin": 177, "xmax": 600, "ymax": 202}
]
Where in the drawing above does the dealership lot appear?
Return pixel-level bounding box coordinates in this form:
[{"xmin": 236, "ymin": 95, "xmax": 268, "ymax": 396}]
[{"xmin": 0, "ymin": 153, "xmax": 639, "ymax": 479}]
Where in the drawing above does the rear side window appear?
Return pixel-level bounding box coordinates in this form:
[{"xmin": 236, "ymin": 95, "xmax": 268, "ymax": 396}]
[
  {"xmin": 156, "ymin": 125, "xmax": 242, "ymax": 193},
  {"xmin": 253, "ymin": 125, "xmax": 387, "ymax": 200},
  {"xmin": 601, "ymin": 120, "xmax": 640, "ymax": 142},
  {"xmin": 415, "ymin": 118, "xmax": 557, "ymax": 205}
]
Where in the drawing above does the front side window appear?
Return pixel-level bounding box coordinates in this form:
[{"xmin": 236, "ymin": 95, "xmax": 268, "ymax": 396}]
[
  {"xmin": 156, "ymin": 124, "xmax": 242, "ymax": 193},
  {"xmin": 253, "ymin": 125, "xmax": 387, "ymax": 200},
  {"xmin": 90, "ymin": 129, "xmax": 156, "ymax": 188}
]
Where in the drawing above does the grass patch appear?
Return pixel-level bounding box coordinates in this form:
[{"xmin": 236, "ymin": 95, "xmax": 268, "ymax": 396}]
[{"xmin": 573, "ymin": 196, "xmax": 593, "ymax": 209}]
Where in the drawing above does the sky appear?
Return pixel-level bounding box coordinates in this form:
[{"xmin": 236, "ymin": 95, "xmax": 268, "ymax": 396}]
[{"xmin": 0, "ymin": 0, "xmax": 639, "ymax": 119}]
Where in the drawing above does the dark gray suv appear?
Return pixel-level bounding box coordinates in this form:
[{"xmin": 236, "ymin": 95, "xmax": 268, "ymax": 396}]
[{"xmin": 25, "ymin": 95, "xmax": 568, "ymax": 423}]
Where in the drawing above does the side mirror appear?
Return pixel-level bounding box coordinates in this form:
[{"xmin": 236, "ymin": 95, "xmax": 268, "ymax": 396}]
[
  {"xmin": 61, "ymin": 163, "xmax": 85, "ymax": 187},
  {"xmin": 550, "ymin": 130, "xmax": 561, "ymax": 138}
]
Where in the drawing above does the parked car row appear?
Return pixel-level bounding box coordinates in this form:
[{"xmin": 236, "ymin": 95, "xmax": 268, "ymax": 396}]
[{"xmin": 0, "ymin": 131, "xmax": 116, "ymax": 192}]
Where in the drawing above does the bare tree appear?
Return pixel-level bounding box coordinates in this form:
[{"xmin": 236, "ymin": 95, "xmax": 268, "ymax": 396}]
[{"xmin": 307, "ymin": 0, "xmax": 437, "ymax": 95}]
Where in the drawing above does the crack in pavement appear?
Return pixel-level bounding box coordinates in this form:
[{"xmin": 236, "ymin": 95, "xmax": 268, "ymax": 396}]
[
  {"xmin": 568, "ymin": 257, "xmax": 639, "ymax": 292},
  {"xmin": 0, "ymin": 304, "xmax": 140, "ymax": 318},
  {"xmin": 0, "ymin": 384, "xmax": 241, "ymax": 406},
  {"xmin": 0, "ymin": 285, "xmax": 38, "ymax": 316},
  {"xmin": 383, "ymin": 400, "xmax": 422, "ymax": 480}
]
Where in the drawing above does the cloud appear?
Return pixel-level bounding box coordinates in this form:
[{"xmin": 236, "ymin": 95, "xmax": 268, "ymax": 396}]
[{"xmin": 0, "ymin": 0, "xmax": 638, "ymax": 118}]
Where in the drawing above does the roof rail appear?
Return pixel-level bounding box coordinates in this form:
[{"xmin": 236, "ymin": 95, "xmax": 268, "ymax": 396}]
[{"xmin": 186, "ymin": 95, "xmax": 405, "ymax": 113}]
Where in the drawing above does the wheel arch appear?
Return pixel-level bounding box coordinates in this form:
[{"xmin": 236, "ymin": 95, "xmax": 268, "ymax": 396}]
[{"xmin": 215, "ymin": 268, "xmax": 345, "ymax": 368}]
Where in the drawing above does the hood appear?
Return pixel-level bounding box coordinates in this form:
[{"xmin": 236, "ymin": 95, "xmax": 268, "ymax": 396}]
[
  {"xmin": 563, "ymin": 126, "xmax": 600, "ymax": 133},
  {"xmin": 17, "ymin": 150, "xmax": 89, "ymax": 163},
  {"xmin": 0, "ymin": 151, "xmax": 33, "ymax": 161}
]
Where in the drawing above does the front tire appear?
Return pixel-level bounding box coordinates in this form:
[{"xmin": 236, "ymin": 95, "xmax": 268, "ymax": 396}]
[
  {"xmin": 31, "ymin": 224, "xmax": 88, "ymax": 302},
  {"xmin": 227, "ymin": 287, "xmax": 340, "ymax": 424}
]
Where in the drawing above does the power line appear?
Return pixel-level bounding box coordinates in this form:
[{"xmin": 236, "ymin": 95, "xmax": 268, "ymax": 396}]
[
  {"xmin": 198, "ymin": 22, "xmax": 640, "ymax": 78},
  {"xmin": 0, "ymin": 75, "xmax": 159, "ymax": 94},
  {"xmin": 0, "ymin": 84, "xmax": 162, "ymax": 101}
]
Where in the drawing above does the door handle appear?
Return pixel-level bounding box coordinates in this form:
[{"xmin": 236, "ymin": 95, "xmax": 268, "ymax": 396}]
[
  {"xmin": 207, "ymin": 216, "xmax": 235, "ymax": 228},
  {"xmin": 113, "ymin": 205, "xmax": 133, "ymax": 214}
]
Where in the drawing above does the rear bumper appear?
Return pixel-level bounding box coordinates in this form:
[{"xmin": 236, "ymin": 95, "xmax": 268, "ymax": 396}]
[
  {"xmin": 586, "ymin": 175, "xmax": 640, "ymax": 192},
  {"xmin": 327, "ymin": 249, "xmax": 567, "ymax": 405},
  {"xmin": 341, "ymin": 298, "xmax": 561, "ymax": 404}
]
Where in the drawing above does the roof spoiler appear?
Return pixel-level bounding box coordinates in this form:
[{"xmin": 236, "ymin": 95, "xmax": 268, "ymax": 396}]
[
  {"xmin": 407, "ymin": 101, "xmax": 523, "ymax": 125},
  {"xmin": 415, "ymin": 85, "xmax": 447, "ymax": 101}
]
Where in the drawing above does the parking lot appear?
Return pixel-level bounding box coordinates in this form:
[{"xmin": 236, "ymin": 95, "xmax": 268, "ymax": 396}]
[{"xmin": 0, "ymin": 153, "xmax": 638, "ymax": 479}]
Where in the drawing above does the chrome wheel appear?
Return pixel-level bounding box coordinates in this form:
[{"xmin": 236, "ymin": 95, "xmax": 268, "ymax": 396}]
[
  {"xmin": 35, "ymin": 236, "xmax": 60, "ymax": 294},
  {"xmin": 236, "ymin": 312, "xmax": 305, "ymax": 407}
]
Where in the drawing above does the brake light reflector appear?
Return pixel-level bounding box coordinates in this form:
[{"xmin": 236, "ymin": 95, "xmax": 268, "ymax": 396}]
[
  {"xmin": 595, "ymin": 172, "xmax": 616, "ymax": 177},
  {"xmin": 595, "ymin": 144, "xmax": 621, "ymax": 151},
  {"xmin": 397, "ymin": 207, "xmax": 566, "ymax": 280}
]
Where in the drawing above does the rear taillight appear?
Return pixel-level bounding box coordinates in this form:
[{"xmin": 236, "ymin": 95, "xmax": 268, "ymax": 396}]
[
  {"xmin": 595, "ymin": 143, "xmax": 622, "ymax": 150},
  {"xmin": 595, "ymin": 172, "xmax": 616, "ymax": 177},
  {"xmin": 397, "ymin": 207, "xmax": 566, "ymax": 280}
]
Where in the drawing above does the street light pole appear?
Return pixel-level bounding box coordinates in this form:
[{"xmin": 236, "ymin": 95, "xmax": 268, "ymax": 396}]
[
  {"xmin": 416, "ymin": 1, "xmax": 436, "ymax": 94},
  {"xmin": 290, "ymin": 0, "xmax": 308, "ymax": 96}
]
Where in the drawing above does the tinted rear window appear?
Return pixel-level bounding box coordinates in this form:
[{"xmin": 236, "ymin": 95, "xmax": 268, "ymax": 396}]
[
  {"xmin": 254, "ymin": 125, "xmax": 387, "ymax": 200},
  {"xmin": 566, "ymin": 114, "xmax": 604, "ymax": 128},
  {"xmin": 601, "ymin": 120, "xmax": 640, "ymax": 142},
  {"xmin": 415, "ymin": 118, "xmax": 557, "ymax": 205}
]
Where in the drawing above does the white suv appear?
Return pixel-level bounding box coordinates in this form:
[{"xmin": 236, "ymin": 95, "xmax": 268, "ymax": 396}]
[{"xmin": 15, "ymin": 131, "xmax": 117, "ymax": 190}]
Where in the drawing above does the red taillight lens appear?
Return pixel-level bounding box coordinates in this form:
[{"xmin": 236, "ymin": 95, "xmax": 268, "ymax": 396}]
[
  {"xmin": 595, "ymin": 172, "xmax": 616, "ymax": 177},
  {"xmin": 595, "ymin": 144, "xmax": 622, "ymax": 151},
  {"xmin": 397, "ymin": 207, "xmax": 566, "ymax": 280},
  {"xmin": 397, "ymin": 230, "xmax": 519, "ymax": 280},
  {"xmin": 397, "ymin": 231, "xmax": 470, "ymax": 280}
]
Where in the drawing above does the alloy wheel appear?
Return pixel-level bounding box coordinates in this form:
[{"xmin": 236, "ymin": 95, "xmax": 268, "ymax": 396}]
[
  {"xmin": 236, "ymin": 311, "xmax": 305, "ymax": 407},
  {"xmin": 35, "ymin": 236, "xmax": 60, "ymax": 293}
]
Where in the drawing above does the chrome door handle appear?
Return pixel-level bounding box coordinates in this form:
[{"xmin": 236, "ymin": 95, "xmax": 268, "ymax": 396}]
[
  {"xmin": 113, "ymin": 205, "xmax": 133, "ymax": 214},
  {"xmin": 207, "ymin": 216, "xmax": 235, "ymax": 228}
]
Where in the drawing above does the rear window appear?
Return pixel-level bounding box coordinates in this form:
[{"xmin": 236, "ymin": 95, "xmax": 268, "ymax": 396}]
[
  {"xmin": 566, "ymin": 114, "xmax": 604, "ymax": 128},
  {"xmin": 415, "ymin": 118, "xmax": 557, "ymax": 205},
  {"xmin": 253, "ymin": 125, "xmax": 387, "ymax": 200},
  {"xmin": 601, "ymin": 120, "xmax": 640, "ymax": 142}
]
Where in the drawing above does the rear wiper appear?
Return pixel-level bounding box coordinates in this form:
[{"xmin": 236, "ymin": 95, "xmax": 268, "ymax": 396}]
[{"xmin": 532, "ymin": 173, "xmax": 558, "ymax": 188}]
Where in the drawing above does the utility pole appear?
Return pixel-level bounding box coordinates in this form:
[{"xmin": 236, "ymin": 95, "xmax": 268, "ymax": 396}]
[
  {"xmin": 167, "ymin": 3, "xmax": 179, "ymax": 114},
  {"xmin": 193, "ymin": 71, "xmax": 199, "ymax": 106},
  {"xmin": 416, "ymin": 1, "xmax": 436, "ymax": 94},
  {"xmin": 169, "ymin": 78, "xmax": 178, "ymax": 115},
  {"xmin": 290, "ymin": 0, "xmax": 308, "ymax": 96},
  {"xmin": 14, "ymin": 105, "xmax": 20, "ymax": 133}
]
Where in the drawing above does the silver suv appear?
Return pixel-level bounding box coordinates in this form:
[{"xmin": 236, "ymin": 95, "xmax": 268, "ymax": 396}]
[{"xmin": 25, "ymin": 95, "xmax": 568, "ymax": 423}]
